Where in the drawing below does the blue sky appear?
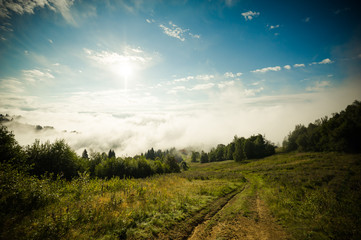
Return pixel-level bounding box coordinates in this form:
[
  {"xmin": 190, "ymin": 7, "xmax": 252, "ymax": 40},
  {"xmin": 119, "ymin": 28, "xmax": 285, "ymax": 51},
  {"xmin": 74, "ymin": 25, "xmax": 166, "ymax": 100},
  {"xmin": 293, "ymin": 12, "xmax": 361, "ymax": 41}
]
[{"xmin": 1, "ymin": 0, "xmax": 361, "ymax": 155}]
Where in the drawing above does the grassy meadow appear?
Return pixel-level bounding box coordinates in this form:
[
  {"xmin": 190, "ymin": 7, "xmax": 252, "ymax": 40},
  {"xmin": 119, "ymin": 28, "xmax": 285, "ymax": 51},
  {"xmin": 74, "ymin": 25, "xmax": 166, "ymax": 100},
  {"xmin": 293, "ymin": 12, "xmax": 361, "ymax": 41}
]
[{"xmin": 1, "ymin": 152, "xmax": 361, "ymax": 239}]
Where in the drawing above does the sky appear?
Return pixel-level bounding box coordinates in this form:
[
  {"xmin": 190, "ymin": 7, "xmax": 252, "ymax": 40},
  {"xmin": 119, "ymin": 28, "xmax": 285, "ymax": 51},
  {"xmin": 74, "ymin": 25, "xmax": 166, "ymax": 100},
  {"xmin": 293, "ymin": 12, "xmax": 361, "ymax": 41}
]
[{"xmin": 1, "ymin": 0, "xmax": 361, "ymax": 155}]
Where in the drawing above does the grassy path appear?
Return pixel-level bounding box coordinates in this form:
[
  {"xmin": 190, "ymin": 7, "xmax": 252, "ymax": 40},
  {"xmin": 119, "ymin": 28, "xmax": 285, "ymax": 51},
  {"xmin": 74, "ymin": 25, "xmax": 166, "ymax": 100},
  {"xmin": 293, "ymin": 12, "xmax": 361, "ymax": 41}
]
[
  {"xmin": 157, "ymin": 185, "xmax": 245, "ymax": 239},
  {"xmin": 187, "ymin": 175, "xmax": 289, "ymax": 240}
]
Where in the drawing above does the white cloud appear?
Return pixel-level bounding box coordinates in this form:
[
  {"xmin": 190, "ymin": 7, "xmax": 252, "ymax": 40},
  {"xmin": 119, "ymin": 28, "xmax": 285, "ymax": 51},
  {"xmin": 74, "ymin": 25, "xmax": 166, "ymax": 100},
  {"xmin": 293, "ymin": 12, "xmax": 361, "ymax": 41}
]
[
  {"xmin": 196, "ymin": 74, "xmax": 214, "ymax": 81},
  {"xmin": 173, "ymin": 86, "xmax": 186, "ymax": 90},
  {"xmin": 269, "ymin": 24, "xmax": 279, "ymax": 30},
  {"xmin": 49, "ymin": 0, "xmax": 75, "ymax": 25},
  {"xmin": 84, "ymin": 46, "xmax": 154, "ymax": 77},
  {"xmin": 310, "ymin": 58, "xmax": 334, "ymax": 65},
  {"xmin": 0, "ymin": 0, "xmax": 75, "ymax": 24},
  {"xmin": 251, "ymin": 80, "xmax": 263, "ymax": 86},
  {"xmin": 170, "ymin": 74, "xmax": 214, "ymax": 85},
  {"xmin": 159, "ymin": 22, "xmax": 188, "ymax": 41},
  {"xmin": 241, "ymin": 10, "xmax": 260, "ymax": 21},
  {"xmin": 319, "ymin": 58, "xmax": 333, "ymax": 64},
  {"xmin": 218, "ymin": 80, "xmax": 235, "ymax": 89},
  {"xmin": 2, "ymin": 77, "xmax": 361, "ymax": 156},
  {"xmin": 284, "ymin": 65, "xmax": 291, "ymax": 70},
  {"xmin": 22, "ymin": 69, "xmax": 54, "ymax": 83},
  {"xmin": 159, "ymin": 21, "xmax": 200, "ymax": 42},
  {"xmin": 167, "ymin": 86, "xmax": 186, "ymax": 94},
  {"xmin": 0, "ymin": 24, "xmax": 13, "ymax": 32},
  {"xmin": 173, "ymin": 76, "xmax": 194, "ymax": 83},
  {"xmin": 294, "ymin": 63, "xmax": 305, "ymax": 68},
  {"xmin": 189, "ymin": 33, "xmax": 201, "ymax": 39},
  {"xmin": 224, "ymin": 72, "xmax": 234, "ymax": 78},
  {"xmin": 191, "ymin": 83, "xmax": 215, "ymax": 91},
  {"xmin": 0, "ymin": 78, "xmax": 24, "ymax": 93},
  {"xmin": 251, "ymin": 66, "xmax": 281, "ymax": 73},
  {"xmin": 304, "ymin": 17, "xmax": 311, "ymax": 22},
  {"xmin": 48, "ymin": 39, "xmax": 53, "ymax": 44},
  {"xmin": 244, "ymin": 87, "xmax": 264, "ymax": 96},
  {"xmin": 86, "ymin": 48, "xmax": 129, "ymax": 64},
  {"xmin": 224, "ymin": 72, "xmax": 242, "ymax": 78},
  {"xmin": 306, "ymin": 81, "xmax": 331, "ymax": 92}
]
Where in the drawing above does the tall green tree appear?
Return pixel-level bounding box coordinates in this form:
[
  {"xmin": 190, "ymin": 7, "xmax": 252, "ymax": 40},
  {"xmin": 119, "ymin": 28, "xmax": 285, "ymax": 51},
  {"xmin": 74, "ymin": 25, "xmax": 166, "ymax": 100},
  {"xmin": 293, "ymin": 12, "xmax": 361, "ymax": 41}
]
[
  {"xmin": 233, "ymin": 137, "xmax": 246, "ymax": 162},
  {"xmin": 26, "ymin": 139, "xmax": 80, "ymax": 179},
  {"xmin": 82, "ymin": 149, "xmax": 89, "ymax": 159},
  {"xmin": 208, "ymin": 148, "xmax": 217, "ymax": 162},
  {"xmin": 165, "ymin": 155, "xmax": 181, "ymax": 173},
  {"xmin": 215, "ymin": 144, "xmax": 226, "ymax": 161},
  {"xmin": 191, "ymin": 151, "xmax": 199, "ymax": 162},
  {"xmin": 145, "ymin": 148, "xmax": 155, "ymax": 160},
  {"xmin": 0, "ymin": 125, "xmax": 26, "ymax": 167},
  {"xmin": 108, "ymin": 149, "xmax": 116, "ymax": 159},
  {"xmin": 200, "ymin": 151, "xmax": 209, "ymax": 163},
  {"xmin": 226, "ymin": 142, "xmax": 235, "ymax": 160}
]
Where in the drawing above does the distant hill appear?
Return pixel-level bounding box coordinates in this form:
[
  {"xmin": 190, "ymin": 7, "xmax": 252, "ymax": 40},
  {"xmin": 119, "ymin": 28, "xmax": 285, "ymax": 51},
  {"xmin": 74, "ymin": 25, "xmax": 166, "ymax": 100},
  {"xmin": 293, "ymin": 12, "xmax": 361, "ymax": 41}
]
[{"xmin": 0, "ymin": 113, "xmax": 80, "ymax": 135}]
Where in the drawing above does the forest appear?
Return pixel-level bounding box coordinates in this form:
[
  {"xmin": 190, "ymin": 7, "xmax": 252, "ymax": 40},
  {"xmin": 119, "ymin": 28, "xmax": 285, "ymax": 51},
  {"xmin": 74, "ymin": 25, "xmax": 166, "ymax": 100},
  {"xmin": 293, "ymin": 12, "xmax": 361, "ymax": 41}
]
[
  {"xmin": 0, "ymin": 129, "xmax": 187, "ymax": 180},
  {"xmin": 283, "ymin": 100, "xmax": 361, "ymax": 153},
  {"xmin": 0, "ymin": 118, "xmax": 277, "ymax": 181}
]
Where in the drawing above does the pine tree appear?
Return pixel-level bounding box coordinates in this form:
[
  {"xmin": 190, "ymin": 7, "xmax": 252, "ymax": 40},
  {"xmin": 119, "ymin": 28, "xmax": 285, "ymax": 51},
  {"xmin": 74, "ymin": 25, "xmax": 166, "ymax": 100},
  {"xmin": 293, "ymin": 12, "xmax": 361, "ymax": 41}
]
[
  {"xmin": 108, "ymin": 149, "xmax": 116, "ymax": 158},
  {"xmin": 82, "ymin": 149, "xmax": 89, "ymax": 159}
]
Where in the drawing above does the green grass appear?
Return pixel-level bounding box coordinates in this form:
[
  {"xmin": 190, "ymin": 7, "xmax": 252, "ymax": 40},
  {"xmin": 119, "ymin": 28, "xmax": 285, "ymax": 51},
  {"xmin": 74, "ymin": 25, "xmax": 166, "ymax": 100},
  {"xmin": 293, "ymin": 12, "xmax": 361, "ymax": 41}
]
[
  {"xmin": 1, "ymin": 165, "xmax": 244, "ymax": 239},
  {"xmin": 257, "ymin": 153, "xmax": 361, "ymax": 240},
  {"xmin": 2, "ymin": 152, "xmax": 361, "ymax": 239},
  {"xmin": 179, "ymin": 152, "xmax": 361, "ymax": 239}
]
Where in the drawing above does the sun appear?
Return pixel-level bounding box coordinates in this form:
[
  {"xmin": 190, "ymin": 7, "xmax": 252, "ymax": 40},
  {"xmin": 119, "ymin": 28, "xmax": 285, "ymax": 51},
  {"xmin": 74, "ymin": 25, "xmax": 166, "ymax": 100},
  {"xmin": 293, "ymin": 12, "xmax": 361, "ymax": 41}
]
[{"xmin": 113, "ymin": 60, "xmax": 135, "ymax": 79}]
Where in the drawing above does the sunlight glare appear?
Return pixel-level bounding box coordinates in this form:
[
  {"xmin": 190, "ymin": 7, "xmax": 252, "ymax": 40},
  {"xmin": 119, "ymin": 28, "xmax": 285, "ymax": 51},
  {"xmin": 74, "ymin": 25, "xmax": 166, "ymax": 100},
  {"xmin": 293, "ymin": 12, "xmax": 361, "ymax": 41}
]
[{"xmin": 114, "ymin": 61, "xmax": 134, "ymax": 79}]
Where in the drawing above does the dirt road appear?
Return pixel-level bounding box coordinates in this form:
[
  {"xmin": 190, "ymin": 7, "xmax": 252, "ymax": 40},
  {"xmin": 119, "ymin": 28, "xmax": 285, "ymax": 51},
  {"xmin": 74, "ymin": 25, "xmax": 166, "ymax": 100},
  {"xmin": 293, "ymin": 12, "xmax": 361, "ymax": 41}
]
[
  {"xmin": 158, "ymin": 178, "xmax": 290, "ymax": 240},
  {"xmin": 187, "ymin": 184, "xmax": 290, "ymax": 240},
  {"xmin": 157, "ymin": 187, "xmax": 244, "ymax": 240}
]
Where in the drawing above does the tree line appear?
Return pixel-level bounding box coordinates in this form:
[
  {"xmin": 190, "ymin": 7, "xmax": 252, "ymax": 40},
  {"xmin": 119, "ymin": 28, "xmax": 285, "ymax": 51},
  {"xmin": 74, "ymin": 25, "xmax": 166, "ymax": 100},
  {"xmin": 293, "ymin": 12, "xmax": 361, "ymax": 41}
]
[
  {"xmin": 144, "ymin": 147, "xmax": 184, "ymax": 163},
  {"xmin": 191, "ymin": 134, "xmax": 276, "ymax": 163},
  {"xmin": 283, "ymin": 100, "xmax": 361, "ymax": 153},
  {"xmin": 2, "ymin": 100, "xmax": 359, "ymax": 180},
  {"xmin": 0, "ymin": 126, "xmax": 184, "ymax": 180}
]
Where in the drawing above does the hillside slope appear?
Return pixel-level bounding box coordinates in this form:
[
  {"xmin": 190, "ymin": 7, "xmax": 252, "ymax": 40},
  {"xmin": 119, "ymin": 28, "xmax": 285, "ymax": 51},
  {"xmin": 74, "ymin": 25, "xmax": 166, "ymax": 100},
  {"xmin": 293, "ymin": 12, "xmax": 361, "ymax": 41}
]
[{"xmin": 1, "ymin": 152, "xmax": 360, "ymax": 239}]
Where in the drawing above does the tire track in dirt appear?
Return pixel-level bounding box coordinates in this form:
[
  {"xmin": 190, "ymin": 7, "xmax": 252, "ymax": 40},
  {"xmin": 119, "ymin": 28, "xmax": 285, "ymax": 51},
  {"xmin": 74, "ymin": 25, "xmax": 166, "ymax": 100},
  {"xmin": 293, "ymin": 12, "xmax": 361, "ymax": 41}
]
[
  {"xmin": 157, "ymin": 186, "xmax": 245, "ymax": 240},
  {"xmin": 187, "ymin": 185, "xmax": 243, "ymax": 240},
  {"xmin": 187, "ymin": 187, "xmax": 290, "ymax": 240}
]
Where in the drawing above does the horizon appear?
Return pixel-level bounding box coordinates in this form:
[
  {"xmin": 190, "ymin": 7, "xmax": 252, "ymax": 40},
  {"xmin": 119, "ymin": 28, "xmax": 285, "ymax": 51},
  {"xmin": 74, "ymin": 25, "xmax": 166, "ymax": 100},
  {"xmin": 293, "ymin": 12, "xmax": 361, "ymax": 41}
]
[{"xmin": 1, "ymin": 0, "xmax": 361, "ymax": 155}]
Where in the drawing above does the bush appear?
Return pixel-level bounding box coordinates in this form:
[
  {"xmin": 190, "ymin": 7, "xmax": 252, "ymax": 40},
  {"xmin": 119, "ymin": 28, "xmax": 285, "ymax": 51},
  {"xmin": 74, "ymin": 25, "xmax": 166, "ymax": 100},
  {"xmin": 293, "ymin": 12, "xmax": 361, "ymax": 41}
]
[
  {"xmin": 0, "ymin": 125, "xmax": 27, "ymax": 169},
  {"xmin": 0, "ymin": 163, "xmax": 58, "ymax": 233},
  {"xmin": 26, "ymin": 139, "xmax": 81, "ymax": 179}
]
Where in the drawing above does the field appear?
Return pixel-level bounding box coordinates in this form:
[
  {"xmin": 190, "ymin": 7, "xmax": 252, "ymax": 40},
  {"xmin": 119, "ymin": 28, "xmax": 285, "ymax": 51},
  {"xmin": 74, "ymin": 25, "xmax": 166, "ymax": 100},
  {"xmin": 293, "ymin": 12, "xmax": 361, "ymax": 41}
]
[{"xmin": 2, "ymin": 152, "xmax": 361, "ymax": 239}]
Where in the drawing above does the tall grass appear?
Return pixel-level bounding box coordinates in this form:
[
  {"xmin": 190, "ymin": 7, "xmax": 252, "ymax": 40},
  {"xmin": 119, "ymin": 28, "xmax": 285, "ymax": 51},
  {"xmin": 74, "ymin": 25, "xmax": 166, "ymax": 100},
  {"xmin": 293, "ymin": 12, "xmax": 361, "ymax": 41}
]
[
  {"xmin": 179, "ymin": 152, "xmax": 361, "ymax": 239},
  {"xmin": 1, "ymin": 166, "xmax": 243, "ymax": 240},
  {"xmin": 2, "ymin": 152, "xmax": 360, "ymax": 239},
  {"xmin": 258, "ymin": 153, "xmax": 361, "ymax": 240}
]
